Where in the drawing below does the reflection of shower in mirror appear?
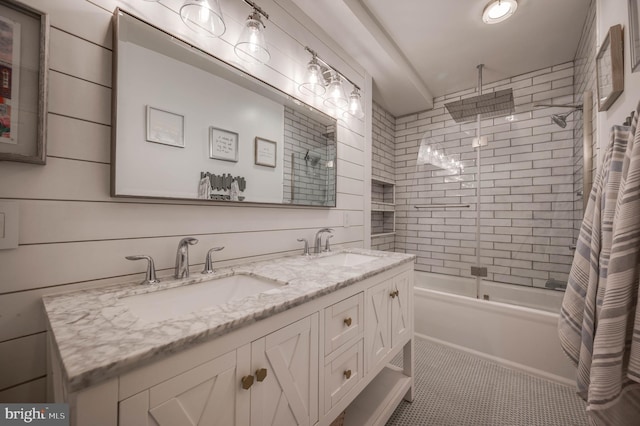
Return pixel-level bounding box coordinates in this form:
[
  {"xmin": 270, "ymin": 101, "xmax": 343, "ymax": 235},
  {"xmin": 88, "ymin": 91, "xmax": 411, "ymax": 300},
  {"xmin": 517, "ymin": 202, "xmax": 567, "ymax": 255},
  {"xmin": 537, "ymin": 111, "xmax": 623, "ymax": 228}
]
[{"xmin": 304, "ymin": 150, "xmax": 321, "ymax": 166}]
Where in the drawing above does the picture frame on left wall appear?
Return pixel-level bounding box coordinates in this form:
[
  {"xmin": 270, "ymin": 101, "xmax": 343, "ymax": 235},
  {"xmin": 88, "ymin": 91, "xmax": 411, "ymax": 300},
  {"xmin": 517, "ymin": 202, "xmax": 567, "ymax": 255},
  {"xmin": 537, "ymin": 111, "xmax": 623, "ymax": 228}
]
[
  {"xmin": 629, "ymin": 0, "xmax": 640, "ymax": 72},
  {"xmin": 0, "ymin": 0, "xmax": 49, "ymax": 164}
]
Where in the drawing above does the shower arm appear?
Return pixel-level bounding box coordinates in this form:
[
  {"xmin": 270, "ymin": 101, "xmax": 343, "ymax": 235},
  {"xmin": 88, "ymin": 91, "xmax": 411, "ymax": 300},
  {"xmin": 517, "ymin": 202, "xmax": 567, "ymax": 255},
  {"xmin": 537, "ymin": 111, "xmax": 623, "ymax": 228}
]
[{"xmin": 533, "ymin": 103, "xmax": 583, "ymax": 110}]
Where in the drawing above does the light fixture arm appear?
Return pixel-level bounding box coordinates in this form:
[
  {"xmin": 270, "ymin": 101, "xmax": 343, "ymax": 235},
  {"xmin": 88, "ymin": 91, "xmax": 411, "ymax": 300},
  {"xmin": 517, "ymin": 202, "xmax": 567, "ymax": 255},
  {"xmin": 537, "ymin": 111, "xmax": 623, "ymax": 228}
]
[
  {"xmin": 304, "ymin": 46, "xmax": 360, "ymax": 91},
  {"xmin": 242, "ymin": 0, "xmax": 268, "ymax": 20}
]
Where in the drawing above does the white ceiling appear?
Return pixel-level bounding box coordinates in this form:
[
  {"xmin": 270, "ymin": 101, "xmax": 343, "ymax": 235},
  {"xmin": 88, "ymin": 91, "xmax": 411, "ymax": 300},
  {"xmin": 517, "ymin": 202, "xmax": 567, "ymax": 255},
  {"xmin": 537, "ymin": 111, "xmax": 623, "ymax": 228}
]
[{"xmin": 291, "ymin": 0, "xmax": 591, "ymax": 116}]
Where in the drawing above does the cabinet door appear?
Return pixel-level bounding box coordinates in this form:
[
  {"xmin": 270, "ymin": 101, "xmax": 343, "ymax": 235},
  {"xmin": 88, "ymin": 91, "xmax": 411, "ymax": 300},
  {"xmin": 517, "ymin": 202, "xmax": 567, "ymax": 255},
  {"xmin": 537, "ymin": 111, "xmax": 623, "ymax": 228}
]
[
  {"xmin": 250, "ymin": 314, "xmax": 319, "ymax": 426},
  {"xmin": 391, "ymin": 270, "xmax": 412, "ymax": 348},
  {"xmin": 120, "ymin": 349, "xmax": 249, "ymax": 426},
  {"xmin": 365, "ymin": 280, "xmax": 391, "ymax": 372}
]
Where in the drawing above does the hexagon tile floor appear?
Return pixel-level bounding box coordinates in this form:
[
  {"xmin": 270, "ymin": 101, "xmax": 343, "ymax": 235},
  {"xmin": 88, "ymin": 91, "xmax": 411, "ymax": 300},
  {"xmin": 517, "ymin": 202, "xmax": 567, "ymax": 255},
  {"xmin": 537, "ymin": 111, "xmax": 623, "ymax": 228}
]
[{"xmin": 386, "ymin": 337, "xmax": 588, "ymax": 426}]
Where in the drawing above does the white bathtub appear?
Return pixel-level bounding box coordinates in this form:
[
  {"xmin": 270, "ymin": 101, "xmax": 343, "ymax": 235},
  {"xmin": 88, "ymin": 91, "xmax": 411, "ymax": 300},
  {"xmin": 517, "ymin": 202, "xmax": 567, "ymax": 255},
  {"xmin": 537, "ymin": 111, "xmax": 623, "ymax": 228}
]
[{"xmin": 414, "ymin": 271, "xmax": 577, "ymax": 386}]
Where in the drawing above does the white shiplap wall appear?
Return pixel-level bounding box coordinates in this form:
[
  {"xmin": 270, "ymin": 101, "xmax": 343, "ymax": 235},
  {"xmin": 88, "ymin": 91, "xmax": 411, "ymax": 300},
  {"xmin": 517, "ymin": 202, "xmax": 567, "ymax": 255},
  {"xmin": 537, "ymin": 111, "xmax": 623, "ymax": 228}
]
[{"xmin": 0, "ymin": 0, "xmax": 370, "ymax": 402}]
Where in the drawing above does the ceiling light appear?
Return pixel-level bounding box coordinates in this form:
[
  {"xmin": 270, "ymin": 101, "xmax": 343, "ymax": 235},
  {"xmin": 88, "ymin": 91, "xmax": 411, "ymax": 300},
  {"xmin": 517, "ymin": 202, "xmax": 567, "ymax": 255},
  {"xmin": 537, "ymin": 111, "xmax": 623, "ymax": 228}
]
[
  {"xmin": 235, "ymin": 6, "xmax": 270, "ymax": 64},
  {"xmin": 323, "ymin": 72, "xmax": 349, "ymax": 110},
  {"xmin": 180, "ymin": 0, "xmax": 226, "ymax": 37},
  {"xmin": 299, "ymin": 56, "xmax": 326, "ymax": 97},
  {"xmin": 482, "ymin": 0, "xmax": 517, "ymax": 24}
]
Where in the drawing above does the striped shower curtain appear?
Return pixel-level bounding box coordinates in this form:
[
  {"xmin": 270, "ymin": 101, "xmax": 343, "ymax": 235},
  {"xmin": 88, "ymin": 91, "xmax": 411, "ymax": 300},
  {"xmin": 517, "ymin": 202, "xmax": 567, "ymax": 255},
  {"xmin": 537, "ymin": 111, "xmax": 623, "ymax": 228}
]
[{"xmin": 558, "ymin": 103, "xmax": 640, "ymax": 425}]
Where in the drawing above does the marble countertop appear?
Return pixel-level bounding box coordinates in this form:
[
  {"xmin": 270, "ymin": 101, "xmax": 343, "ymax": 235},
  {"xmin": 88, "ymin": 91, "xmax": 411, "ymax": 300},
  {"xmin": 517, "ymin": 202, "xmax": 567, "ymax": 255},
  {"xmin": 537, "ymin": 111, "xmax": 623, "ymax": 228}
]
[{"xmin": 43, "ymin": 248, "xmax": 415, "ymax": 393}]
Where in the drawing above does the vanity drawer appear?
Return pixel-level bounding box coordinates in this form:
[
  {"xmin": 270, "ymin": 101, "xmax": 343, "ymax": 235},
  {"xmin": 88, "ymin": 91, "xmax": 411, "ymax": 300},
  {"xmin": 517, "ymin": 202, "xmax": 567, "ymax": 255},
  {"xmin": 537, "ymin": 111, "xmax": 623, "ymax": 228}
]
[
  {"xmin": 324, "ymin": 339, "xmax": 363, "ymax": 413},
  {"xmin": 324, "ymin": 292, "xmax": 364, "ymax": 355}
]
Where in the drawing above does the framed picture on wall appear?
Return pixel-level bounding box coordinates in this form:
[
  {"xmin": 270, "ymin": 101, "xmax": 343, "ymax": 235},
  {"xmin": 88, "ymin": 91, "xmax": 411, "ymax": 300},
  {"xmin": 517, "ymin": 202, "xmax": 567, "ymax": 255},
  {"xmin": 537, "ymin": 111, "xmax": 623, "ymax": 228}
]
[
  {"xmin": 146, "ymin": 106, "xmax": 185, "ymax": 148},
  {"xmin": 0, "ymin": 0, "xmax": 49, "ymax": 165},
  {"xmin": 596, "ymin": 24, "xmax": 624, "ymax": 112},
  {"xmin": 630, "ymin": 0, "xmax": 640, "ymax": 72},
  {"xmin": 255, "ymin": 137, "xmax": 277, "ymax": 168},
  {"xmin": 209, "ymin": 126, "xmax": 238, "ymax": 162}
]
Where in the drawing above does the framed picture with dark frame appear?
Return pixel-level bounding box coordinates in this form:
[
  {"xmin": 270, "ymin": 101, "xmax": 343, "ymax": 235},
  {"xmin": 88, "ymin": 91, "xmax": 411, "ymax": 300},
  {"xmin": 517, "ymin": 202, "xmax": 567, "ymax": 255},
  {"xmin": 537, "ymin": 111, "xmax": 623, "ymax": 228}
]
[
  {"xmin": 255, "ymin": 137, "xmax": 277, "ymax": 168},
  {"xmin": 630, "ymin": 0, "xmax": 640, "ymax": 72},
  {"xmin": 0, "ymin": 0, "xmax": 49, "ymax": 164},
  {"xmin": 596, "ymin": 24, "xmax": 624, "ymax": 112}
]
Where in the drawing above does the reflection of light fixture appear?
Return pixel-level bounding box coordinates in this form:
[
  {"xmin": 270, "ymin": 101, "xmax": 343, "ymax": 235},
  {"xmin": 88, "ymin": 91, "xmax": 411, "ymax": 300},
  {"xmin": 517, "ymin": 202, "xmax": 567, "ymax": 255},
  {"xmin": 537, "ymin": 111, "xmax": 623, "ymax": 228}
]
[
  {"xmin": 299, "ymin": 55, "xmax": 326, "ymax": 96},
  {"xmin": 324, "ymin": 72, "xmax": 349, "ymax": 110},
  {"xmin": 482, "ymin": 0, "xmax": 517, "ymax": 24},
  {"xmin": 180, "ymin": 0, "xmax": 226, "ymax": 37},
  {"xmin": 235, "ymin": 1, "xmax": 270, "ymax": 64},
  {"xmin": 345, "ymin": 88, "xmax": 365, "ymax": 119},
  {"xmin": 417, "ymin": 136, "xmax": 463, "ymax": 174}
]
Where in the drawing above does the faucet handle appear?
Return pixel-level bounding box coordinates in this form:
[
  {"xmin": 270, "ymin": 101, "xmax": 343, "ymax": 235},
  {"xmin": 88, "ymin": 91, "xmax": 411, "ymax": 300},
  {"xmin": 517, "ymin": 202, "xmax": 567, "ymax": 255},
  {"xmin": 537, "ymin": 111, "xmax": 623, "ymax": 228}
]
[
  {"xmin": 297, "ymin": 238, "xmax": 311, "ymax": 256},
  {"xmin": 125, "ymin": 255, "xmax": 160, "ymax": 285},
  {"xmin": 180, "ymin": 237, "xmax": 199, "ymax": 246},
  {"xmin": 324, "ymin": 234, "xmax": 334, "ymax": 253},
  {"xmin": 202, "ymin": 247, "xmax": 224, "ymax": 274}
]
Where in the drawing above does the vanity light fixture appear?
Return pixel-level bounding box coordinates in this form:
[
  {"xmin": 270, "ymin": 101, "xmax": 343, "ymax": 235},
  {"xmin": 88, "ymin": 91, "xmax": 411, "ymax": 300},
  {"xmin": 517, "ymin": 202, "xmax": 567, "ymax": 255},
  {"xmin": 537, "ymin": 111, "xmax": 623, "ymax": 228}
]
[
  {"xmin": 345, "ymin": 88, "xmax": 365, "ymax": 120},
  {"xmin": 301, "ymin": 47, "xmax": 363, "ymax": 118},
  {"xmin": 234, "ymin": 0, "xmax": 270, "ymax": 64},
  {"xmin": 324, "ymin": 72, "xmax": 349, "ymax": 110},
  {"xmin": 299, "ymin": 53, "xmax": 326, "ymax": 96},
  {"xmin": 180, "ymin": 0, "xmax": 226, "ymax": 37},
  {"xmin": 482, "ymin": 0, "xmax": 517, "ymax": 24}
]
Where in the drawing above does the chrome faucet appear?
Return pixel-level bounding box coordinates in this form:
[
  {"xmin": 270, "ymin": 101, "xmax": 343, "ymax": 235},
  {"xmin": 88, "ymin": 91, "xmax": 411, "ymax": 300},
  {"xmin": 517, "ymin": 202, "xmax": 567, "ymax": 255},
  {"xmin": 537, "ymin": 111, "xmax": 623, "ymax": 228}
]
[
  {"xmin": 314, "ymin": 228, "xmax": 333, "ymax": 254},
  {"xmin": 175, "ymin": 237, "xmax": 198, "ymax": 279}
]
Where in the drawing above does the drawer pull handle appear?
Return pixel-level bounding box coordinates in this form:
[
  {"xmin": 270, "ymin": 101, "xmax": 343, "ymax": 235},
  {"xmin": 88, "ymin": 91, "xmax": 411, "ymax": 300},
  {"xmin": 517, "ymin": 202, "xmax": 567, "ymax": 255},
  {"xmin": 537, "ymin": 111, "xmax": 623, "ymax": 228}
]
[
  {"xmin": 390, "ymin": 290, "xmax": 399, "ymax": 298},
  {"xmin": 241, "ymin": 375, "xmax": 254, "ymax": 390},
  {"xmin": 256, "ymin": 368, "xmax": 268, "ymax": 382},
  {"xmin": 344, "ymin": 369, "xmax": 352, "ymax": 379},
  {"xmin": 343, "ymin": 317, "xmax": 352, "ymax": 327}
]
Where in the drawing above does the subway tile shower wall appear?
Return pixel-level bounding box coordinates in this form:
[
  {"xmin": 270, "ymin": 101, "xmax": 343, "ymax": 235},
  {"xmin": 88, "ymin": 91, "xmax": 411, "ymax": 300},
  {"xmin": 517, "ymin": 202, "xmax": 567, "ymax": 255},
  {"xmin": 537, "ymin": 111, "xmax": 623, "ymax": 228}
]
[
  {"xmin": 371, "ymin": 102, "xmax": 397, "ymax": 251},
  {"xmin": 393, "ymin": 61, "xmax": 578, "ymax": 288},
  {"xmin": 573, "ymin": 0, "xmax": 597, "ymax": 244},
  {"xmin": 282, "ymin": 106, "xmax": 336, "ymax": 206}
]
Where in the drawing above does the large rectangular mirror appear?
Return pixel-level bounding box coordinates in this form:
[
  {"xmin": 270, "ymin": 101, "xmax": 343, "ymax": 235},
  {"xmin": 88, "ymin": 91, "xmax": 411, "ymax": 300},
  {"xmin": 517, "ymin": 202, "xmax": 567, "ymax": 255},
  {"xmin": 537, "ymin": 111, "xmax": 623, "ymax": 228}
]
[{"xmin": 112, "ymin": 9, "xmax": 337, "ymax": 207}]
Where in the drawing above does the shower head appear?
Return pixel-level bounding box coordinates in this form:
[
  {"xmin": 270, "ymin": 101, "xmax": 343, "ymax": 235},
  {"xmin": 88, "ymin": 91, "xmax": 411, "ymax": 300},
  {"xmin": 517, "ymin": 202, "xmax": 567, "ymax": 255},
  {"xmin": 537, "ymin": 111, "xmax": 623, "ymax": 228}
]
[
  {"xmin": 550, "ymin": 107, "xmax": 582, "ymax": 128},
  {"xmin": 533, "ymin": 103, "xmax": 583, "ymax": 128},
  {"xmin": 551, "ymin": 113, "xmax": 570, "ymax": 128}
]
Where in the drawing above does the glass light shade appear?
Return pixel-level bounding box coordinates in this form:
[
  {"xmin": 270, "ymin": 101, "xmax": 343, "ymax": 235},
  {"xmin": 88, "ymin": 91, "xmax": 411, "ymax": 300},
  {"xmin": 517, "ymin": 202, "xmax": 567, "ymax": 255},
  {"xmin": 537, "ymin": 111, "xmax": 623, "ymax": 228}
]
[
  {"xmin": 180, "ymin": 0, "xmax": 226, "ymax": 37},
  {"xmin": 234, "ymin": 14, "xmax": 270, "ymax": 64},
  {"xmin": 344, "ymin": 89, "xmax": 365, "ymax": 119},
  {"xmin": 323, "ymin": 74, "xmax": 348, "ymax": 110},
  {"xmin": 482, "ymin": 0, "xmax": 517, "ymax": 24},
  {"xmin": 299, "ymin": 61, "xmax": 326, "ymax": 96}
]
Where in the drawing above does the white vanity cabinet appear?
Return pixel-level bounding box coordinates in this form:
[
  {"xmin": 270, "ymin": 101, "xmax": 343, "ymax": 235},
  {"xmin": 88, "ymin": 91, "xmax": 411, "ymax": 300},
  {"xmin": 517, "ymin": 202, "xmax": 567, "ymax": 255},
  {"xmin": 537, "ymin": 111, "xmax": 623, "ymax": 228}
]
[
  {"xmin": 48, "ymin": 260, "xmax": 414, "ymax": 426},
  {"xmin": 118, "ymin": 315, "xmax": 319, "ymax": 426},
  {"xmin": 365, "ymin": 270, "xmax": 412, "ymax": 372},
  {"xmin": 250, "ymin": 314, "xmax": 319, "ymax": 426},
  {"xmin": 119, "ymin": 348, "xmax": 246, "ymax": 426}
]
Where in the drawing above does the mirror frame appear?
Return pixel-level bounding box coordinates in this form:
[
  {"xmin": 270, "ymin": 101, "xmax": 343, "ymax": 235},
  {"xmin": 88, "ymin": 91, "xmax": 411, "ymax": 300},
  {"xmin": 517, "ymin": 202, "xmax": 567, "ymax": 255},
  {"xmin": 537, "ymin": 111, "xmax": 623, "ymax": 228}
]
[{"xmin": 110, "ymin": 8, "xmax": 337, "ymax": 207}]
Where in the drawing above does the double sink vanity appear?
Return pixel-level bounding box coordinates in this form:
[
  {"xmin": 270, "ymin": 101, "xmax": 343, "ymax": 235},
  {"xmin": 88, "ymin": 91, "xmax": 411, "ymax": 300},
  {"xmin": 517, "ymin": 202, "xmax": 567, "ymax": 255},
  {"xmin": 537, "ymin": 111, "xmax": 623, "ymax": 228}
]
[
  {"xmin": 44, "ymin": 10, "xmax": 416, "ymax": 424},
  {"xmin": 44, "ymin": 246, "xmax": 415, "ymax": 426}
]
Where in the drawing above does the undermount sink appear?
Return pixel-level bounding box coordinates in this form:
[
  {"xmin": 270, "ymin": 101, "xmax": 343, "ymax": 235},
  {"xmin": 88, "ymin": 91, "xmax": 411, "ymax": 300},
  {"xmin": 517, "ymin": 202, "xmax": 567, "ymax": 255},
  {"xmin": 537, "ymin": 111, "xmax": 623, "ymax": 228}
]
[
  {"xmin": 120, "ymin": 274, "xmax": 283, "ymax": 324},
  {"xmin": 313, "ymin": 252, "xmax": 379, "ymax": 267}
]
